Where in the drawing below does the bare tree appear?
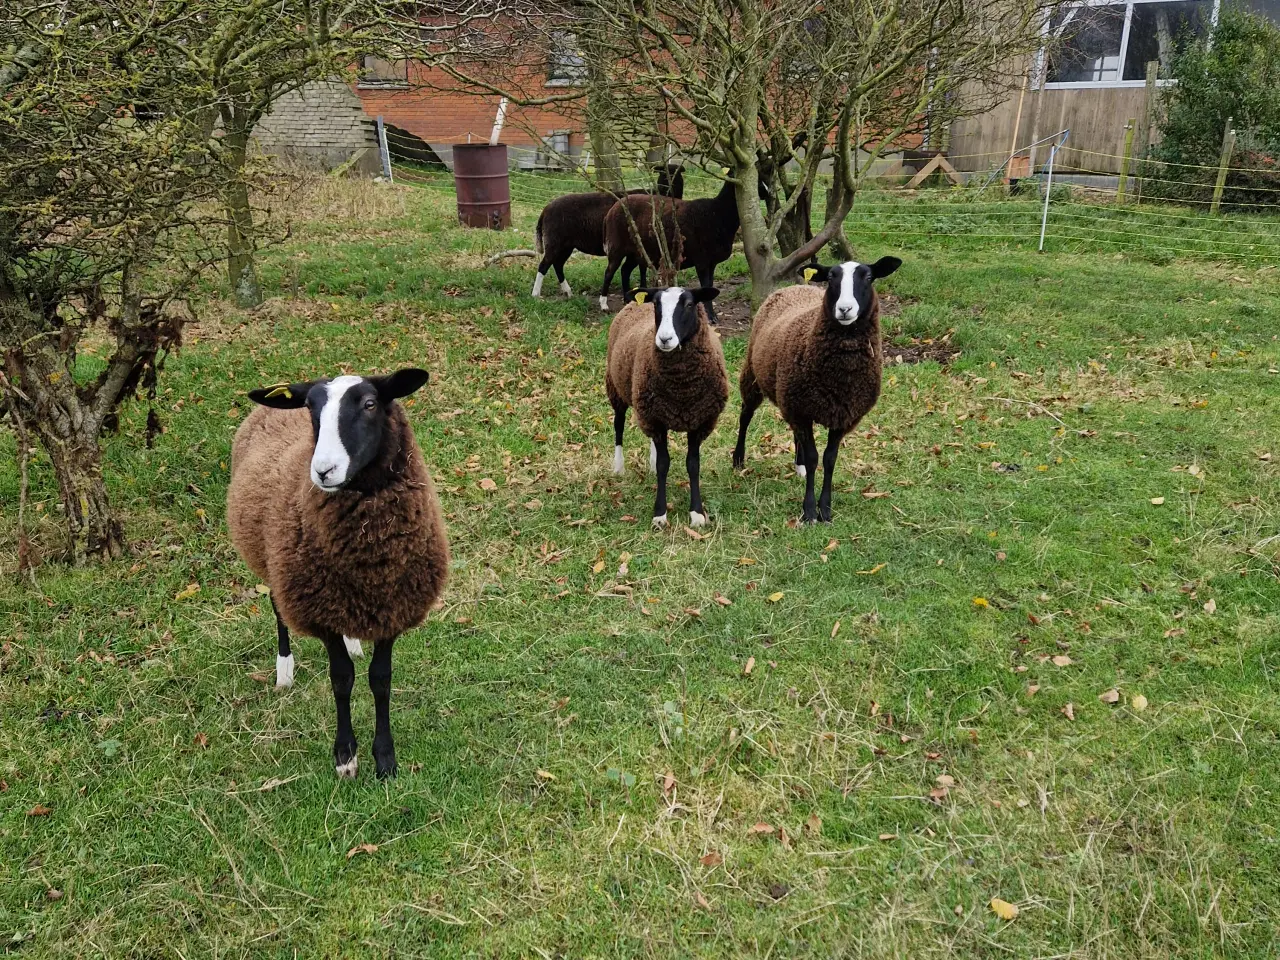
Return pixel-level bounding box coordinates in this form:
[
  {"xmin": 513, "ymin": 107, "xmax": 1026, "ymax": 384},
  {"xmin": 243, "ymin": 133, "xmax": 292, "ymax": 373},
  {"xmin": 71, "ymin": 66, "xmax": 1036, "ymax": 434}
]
[
  {"xmin": 1, "ymin": 4, "xmax": 233, "ymax": 563},
  {"xmin": 411, "ymin": 0, "xmax": 1055, "ymax": 300}
]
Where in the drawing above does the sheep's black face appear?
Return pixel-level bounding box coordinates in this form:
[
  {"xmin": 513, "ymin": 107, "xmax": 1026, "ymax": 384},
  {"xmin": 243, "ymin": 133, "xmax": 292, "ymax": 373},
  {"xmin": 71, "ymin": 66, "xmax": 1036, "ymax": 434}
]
[
  {"xmin": 629, "ymin": 286, "xmax": 720, "ymax": 353},
  {"xmin": 806, "ymin": 257, "xmax": 902, "ymax": 328},
  {"xmin": 248, "ymin": 368, "xmax": 430, "ymax": 493}
]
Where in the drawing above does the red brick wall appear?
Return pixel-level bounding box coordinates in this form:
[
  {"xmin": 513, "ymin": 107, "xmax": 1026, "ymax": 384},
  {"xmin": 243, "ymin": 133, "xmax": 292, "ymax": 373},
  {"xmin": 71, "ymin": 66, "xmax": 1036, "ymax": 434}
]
[{"xmin": 354, "ymin": 62, "xmax": 586, "ymax": 151}]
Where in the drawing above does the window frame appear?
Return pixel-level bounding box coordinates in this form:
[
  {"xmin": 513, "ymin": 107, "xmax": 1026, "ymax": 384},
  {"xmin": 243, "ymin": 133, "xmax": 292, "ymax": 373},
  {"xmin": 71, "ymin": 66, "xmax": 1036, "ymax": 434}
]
[
  {"xmin": 545, "ymin": 31, "xmax": 587, "ymax": 87},
  {"xmin": 1040, "ymin": 0, "xmax": 1221, "ymax": 89},
  {"xmin": 357, "ymin": 53, "xmax": 410, "ymax": 89}
]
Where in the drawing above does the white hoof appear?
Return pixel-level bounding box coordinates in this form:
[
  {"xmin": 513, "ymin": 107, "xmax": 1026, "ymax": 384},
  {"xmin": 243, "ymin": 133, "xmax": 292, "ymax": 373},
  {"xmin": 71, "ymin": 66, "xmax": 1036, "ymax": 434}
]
[
  {"xmin": 649, "ymin": 440, "xmax": 657, "ymax": 473},
  {"xmin": 690, "ymin": 511, "xmax": 707, "ymax": 528},
  {"xmin": 652, "ymin": 513, "xmax": 669, "ymax": 529},
  {"xmin": 599, "ymin": 295, "xmax": 610, "ymax": 312},
  {"xmin": 343, "ymin": 635, "xmax": 364, "ymax": 658},
  {"xmin": 796, "ymin": 464, "xmax": 807, "ymax": 478},
  {"xmin": 613, "ymin": 445, "xmax": 625, "ymax": 475},
  {"xmin": 335, "ymin": 755, "xmax": 358, "ymax": 779},
  {"xmin": 559, "ymin": 279, "xmax": 572, "ymax": 296},
  {"xmin": 531, "ymin": 272, "xmax": 545, "ymax": 298},
  {"xmin": 275, "ymin": 653, "xmax": 294, "ymax": 689}
]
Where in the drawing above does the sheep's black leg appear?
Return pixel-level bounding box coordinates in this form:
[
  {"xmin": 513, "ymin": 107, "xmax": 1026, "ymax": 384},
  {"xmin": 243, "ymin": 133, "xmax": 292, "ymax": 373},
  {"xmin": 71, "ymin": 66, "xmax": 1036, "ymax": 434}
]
[
  {"xmin": 270, "ymin": 597, "xmax": 294, "ymax": 689},
  {"xmin": 611, "ymin": 399, "xmax": 627, "ymax": 475},
  {"xmin": 552, "ymin": 258, "xmax": 571, "ymax": 296},
  {"xmin": 637, "ymin": 261, "xmax": 648, "ymax": 289},
  {"xmin": 621, "ymin": 258, "xmax": 636, "ymax": 299},
  {"xmin": 733, "ymin": 377, "xmax": 763, "ymax": 469},
  {"xmin": 321, "ymin": 631, "xmax": 358, "ymax": 778},
  {"xmin": 696, "ymin": 265, "xmax": 718, "ymax": 325},
  {"xmin": 599, "ymin": 257, "xmax": 620, "ymax": 312},
  {"xmin": 687, "ymin": 425, "xmax": 709, "ymax": 527},
  {"xmin": 818, "ymin": 428, "xmax": 846, "ymax": 523},
  {"xmin": 652, "ymin": 428, "xmax": 671, "ymax": 528},
  {"xmin": 796, "ymin": 421, "xmax": 820, "ymax": 524},
  {"xmin": 369, "ymin": 636, "xmax": 398, "ymax": 779}
]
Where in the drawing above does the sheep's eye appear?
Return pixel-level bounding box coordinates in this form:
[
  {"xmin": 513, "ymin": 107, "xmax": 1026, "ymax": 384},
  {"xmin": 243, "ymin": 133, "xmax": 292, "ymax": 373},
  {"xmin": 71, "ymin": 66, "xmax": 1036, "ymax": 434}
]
[{"xmin": 363, "ymin": 398, "xmax": 377, "ymax": 411}]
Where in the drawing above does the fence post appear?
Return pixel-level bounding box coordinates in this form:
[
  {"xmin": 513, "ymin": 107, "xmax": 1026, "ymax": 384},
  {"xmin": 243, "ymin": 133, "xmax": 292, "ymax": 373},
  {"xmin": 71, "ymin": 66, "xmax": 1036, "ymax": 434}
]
[
  {"xmin": 375, "ymin": 116, "xmax": 393, "ymax": 181},
  {"xmin": 1038, "ymin": 138, "xmax": 1060, "ymax": 252},
  {"xmin": 1133, "ymin": 61, "xmax": 1159, "ymax": 205},
  {"xmin": 1210, "ymin": 116, "xmax": 1236, "ymax": 215},
  {"xmin": 1116, "ymin": 118, "xmax": 1136, "ymax": 202}
]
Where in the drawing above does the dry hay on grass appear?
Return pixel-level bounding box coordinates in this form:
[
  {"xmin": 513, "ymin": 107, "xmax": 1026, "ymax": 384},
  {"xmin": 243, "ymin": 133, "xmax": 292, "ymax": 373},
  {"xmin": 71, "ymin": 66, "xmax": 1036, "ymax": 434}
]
[{"xmin": 261, "ymin": 164, "xmax": 411, "ymax": 227}]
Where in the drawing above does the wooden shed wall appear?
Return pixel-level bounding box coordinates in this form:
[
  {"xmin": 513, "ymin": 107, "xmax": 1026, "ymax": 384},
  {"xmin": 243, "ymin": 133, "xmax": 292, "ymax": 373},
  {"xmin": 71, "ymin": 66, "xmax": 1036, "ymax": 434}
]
[{"xmin": 949, "ymin": 86, "xmax": 1154, "ymax": 174}]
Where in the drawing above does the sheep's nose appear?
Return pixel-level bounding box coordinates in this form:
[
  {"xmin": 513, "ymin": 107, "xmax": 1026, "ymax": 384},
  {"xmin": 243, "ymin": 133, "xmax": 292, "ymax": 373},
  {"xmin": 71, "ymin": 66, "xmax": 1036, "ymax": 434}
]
[
  {"xmin": 658, "ymin": 336, "xmax": 675, "ymax": 348},
  {"xmin": 315, "ymin": 465, "xmax": 334, "ymax": 482}
]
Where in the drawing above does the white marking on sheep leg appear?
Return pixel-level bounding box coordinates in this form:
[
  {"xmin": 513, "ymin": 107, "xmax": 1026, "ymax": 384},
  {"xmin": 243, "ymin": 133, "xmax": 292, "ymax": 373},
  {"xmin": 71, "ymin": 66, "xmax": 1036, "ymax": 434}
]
[
  {"xmin": 796, "ymin": 464, "xmax": 807, "ymax": 478},
  {"xmin": 649, "ymin": 440, "xmax": 657, "ymax": 473},
  {"xmin": 559, "ymin": 279, "xmax": 572, "ymax": 296},
  {"xmin": 343, "ymin": 635, "xmax": 363, "ymax": 658},
  {"xmin": 335, "ymin": 754, "xmax": 358, "ymax": 779},
  {"xmin": 599, "ymin": 295, "xmax": 610, "ymax": 311},
  {"xmin": 275, "ymin": 653, "xmax": 295, "ymax": 689},
  {"xmin": 532, "ymin": 272, "xmax": 545, "ymax": 297},
  {"xmin": 613, "ymin": 445, "xmax": 625, "ymax": 475},
  {"xmin": 311, "ymin": 375, "xmax": 361, "ymax": 490},
  {"xmin": 652, "ymin": 513, "xmax": 668, "ymax": 529},
  {"xmin": 690, "ymin": 510, "xmax": 706, "ymax": 528}
]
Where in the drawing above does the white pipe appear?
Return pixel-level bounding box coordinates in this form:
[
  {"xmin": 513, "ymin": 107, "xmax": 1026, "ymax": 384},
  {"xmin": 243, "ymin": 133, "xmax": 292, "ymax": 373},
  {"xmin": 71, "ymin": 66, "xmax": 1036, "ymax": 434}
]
[{"xmin": 489, "ymin": 97, "xmax": 508, "ymax": 146}]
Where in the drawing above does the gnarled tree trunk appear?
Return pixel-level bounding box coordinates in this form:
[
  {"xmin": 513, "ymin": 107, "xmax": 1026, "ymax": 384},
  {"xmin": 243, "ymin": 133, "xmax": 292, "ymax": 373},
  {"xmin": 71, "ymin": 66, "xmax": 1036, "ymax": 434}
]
[{"xmin": 222, "ymin": 120, "xmax": 264, "ymax": 308}]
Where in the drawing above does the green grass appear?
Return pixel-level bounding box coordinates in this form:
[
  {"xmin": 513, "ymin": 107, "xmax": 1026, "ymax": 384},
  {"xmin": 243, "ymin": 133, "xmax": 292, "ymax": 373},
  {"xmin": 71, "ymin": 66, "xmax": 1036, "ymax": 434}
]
[{"xmin": 3, "ymin": 178, "xmax": 1280, "ymax": 957}]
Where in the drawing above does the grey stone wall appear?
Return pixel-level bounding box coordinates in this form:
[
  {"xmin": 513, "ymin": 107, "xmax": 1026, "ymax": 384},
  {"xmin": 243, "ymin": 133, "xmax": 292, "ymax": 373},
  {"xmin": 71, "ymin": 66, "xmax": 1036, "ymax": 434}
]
[{"xmin": 252, "ymin": 81, "xmax": 380, "ymax": 175}]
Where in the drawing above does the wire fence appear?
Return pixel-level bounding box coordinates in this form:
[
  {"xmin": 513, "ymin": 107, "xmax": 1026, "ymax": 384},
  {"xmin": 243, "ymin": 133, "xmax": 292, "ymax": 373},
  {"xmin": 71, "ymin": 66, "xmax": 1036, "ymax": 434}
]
[{"xmin": 380, "ymin": 125, "xmax": 1280, "ymax": 266}]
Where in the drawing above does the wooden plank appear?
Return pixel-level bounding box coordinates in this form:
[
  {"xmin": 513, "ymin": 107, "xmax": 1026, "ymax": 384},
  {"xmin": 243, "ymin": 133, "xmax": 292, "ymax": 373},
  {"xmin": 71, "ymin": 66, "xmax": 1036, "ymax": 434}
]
[{"xmin": 905, "ymin": 154, "xmax": 944, "ymax": 188}]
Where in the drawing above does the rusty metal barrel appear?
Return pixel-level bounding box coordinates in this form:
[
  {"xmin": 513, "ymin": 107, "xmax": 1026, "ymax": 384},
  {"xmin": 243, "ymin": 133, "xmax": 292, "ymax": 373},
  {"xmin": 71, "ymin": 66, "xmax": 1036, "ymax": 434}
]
[{"xmin": 453, "ymin": 144, "xmax": 511, "ymax": 230}]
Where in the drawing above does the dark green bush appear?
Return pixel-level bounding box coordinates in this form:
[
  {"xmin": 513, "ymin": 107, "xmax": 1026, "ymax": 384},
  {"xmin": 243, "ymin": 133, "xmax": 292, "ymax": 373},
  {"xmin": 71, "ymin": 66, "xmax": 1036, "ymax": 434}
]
[{"xmin": 1148, "ymin": 8, "xmax": 1280, "ymax": 210}]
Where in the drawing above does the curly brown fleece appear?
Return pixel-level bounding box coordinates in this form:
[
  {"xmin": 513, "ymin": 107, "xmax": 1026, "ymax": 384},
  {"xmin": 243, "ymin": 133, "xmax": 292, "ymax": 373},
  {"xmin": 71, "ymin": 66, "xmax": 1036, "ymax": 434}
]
[
  {"xmin": 738, "ymin": 284, "xmax": 882, "ymax": 434},
  {"xmin": 227, "ymin": 403, "xmax": 449, "ymax": 643},
  {"xmin": 605, "ymin": 300, "xmax": 728, "ymax": 439}
]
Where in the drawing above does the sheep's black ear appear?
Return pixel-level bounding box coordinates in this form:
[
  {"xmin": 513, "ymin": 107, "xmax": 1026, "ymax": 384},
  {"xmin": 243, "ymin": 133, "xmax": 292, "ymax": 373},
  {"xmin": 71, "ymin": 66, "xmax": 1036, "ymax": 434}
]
[
  {"xmin": 248, "ymin": 381, "xmax": 315, "ymax": 409},
  {"xmin": 802, "ymin": 264, "xmax": 831, "ymax": 283},
  {"xmin": 869, "ymin": 256, "xmax": 902, "ymax": 279},
  {"xmin": 627, "ymin": 288, "xmax": 660, "ymax": 304},
  {"xmin": 371, "ymin": 368, "xmax": 430, "ymax": 403},
  {"xmin": 691, "ymin": 287, "xmax": 719, "ymax": 303}
]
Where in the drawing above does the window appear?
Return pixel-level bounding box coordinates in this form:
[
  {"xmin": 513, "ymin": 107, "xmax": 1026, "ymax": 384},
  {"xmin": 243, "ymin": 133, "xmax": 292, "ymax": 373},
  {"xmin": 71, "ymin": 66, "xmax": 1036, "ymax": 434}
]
[
  {"xmin": 547, "ymin": 32, "xmax": 586, "ymax": 86},
  {"xmin": 1045, "ymin": 0, "xmax": 1217, "ymax": 88},
  {"xmin": 358, "ymin": 54, "xmax": 408, "ymax": 87}
]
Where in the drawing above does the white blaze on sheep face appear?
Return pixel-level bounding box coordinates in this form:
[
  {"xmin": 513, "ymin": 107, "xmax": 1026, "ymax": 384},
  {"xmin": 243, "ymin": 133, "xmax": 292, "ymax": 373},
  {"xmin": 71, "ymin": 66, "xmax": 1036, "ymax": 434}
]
[
  {"xmin": 310, "ymin": 375, "xmax": 362, "ymax": 491},
  {"xmin": 833, "ymin": 261, "xmax": 862, "ymax": 324},
  {"xmin": 654, "ymin": 289, "xmax": 683, "ymax": 351}
]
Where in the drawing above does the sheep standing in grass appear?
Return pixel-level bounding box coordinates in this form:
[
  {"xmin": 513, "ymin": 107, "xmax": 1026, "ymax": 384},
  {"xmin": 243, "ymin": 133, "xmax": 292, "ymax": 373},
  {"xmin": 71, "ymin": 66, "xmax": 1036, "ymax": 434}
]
[
  {"xmin": 606, "ymin": 287, "xmax": 727, "ymax": 527},
  {"xmin": 733, "ymin": 258, "xmax": 902, "ymax": 523},
  {"xmin": 226, "ymin": 369, "xmax": 449, "ymax": 779},
  {"xmin": 531, "ymin": 165, "xmax": 684, "ymax": 299},
  {"xmin": 600, "ymin": 177, "xmax": 762, "ymax": 324}
]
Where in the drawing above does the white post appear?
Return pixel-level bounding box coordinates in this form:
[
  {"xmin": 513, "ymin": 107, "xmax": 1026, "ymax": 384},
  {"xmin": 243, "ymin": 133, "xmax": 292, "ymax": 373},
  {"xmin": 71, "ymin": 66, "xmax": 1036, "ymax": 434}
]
[
  {"xmin": 1038, "ymin": 140, "xmax": 1060, "ymax": 252},
  {"xmin": 489, "ymin": 97, "xmax": 508, "ymax": 146},
  {"xmin": 375, "ymin": 116, "xmax": 392, "ymax": 181}
]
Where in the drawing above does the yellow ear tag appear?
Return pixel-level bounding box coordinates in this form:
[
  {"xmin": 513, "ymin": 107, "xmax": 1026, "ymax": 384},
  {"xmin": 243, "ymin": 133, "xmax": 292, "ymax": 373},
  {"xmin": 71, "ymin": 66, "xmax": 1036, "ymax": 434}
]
[
  {"xmin": 634, "ymin": 292, "xmax": 647, "ymax": 304},
  {"xmin": 264, "ymin": 385, "xmax": 292, "ymax": 399},
  {"xmin": 803, "ymin": 268, "xmax": 817, "ymax": 282}
]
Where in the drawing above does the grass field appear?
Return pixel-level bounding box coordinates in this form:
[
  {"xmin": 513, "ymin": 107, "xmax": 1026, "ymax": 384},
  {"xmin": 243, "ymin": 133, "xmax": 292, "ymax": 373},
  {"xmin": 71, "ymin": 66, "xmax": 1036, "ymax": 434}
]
[{"xmin": 2, "ymin": 176, "xmax": 1280, "ymax": 958}]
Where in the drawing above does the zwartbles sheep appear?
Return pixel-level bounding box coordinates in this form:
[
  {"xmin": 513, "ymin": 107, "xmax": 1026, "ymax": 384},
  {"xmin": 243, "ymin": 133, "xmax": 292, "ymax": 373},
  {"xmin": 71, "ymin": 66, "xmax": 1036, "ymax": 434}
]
[
  {"xmin": 606, "ymin": 286, "xmax": 728, "ymax": 528},
  {"xmin": 733, "ymin": 257, "xmax": 902, "ymax": 523},
  {"xmin": 227, "ymin": 369, "xmax": 449, "ymax": 780}
]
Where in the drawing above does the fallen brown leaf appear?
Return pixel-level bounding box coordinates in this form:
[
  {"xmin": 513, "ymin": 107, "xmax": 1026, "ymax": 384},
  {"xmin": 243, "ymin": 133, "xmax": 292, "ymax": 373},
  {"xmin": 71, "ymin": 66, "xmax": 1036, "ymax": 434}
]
[
  {"xmin": 1203, "ymin": 598, "xmax": 1217, "ymax": 615},
  {"xmin": 662, "ymin": 771, "xmax": 676, "ymax": 796},
  {"xmin": 346, "ymin": 843, "xmax": 378, "ymax": 860},
  {"xmin": 194, "ymin": 732, "xmax": 209, "ymax": 749},
  {"xmin": 1098, "ymin": 688, "xmax": 1120, "ymax": 704},
  {"xmin": 736, "ymin": 556, "xmax": 757, "ymax": 566},
  {"xmin": 1026, "ymin": 684, "xmax": 1040, "ymax": 697},
  {"xmin": 1132, "ymin": 694, "xmax": 1149, "ymax": 712},
  {"xmin": 27, "ymin": 804, "xmax": 52, "ymax": 817},
  {"xmin": 767, "ymin": 591, "xmax": 784, "ymax": 603},
  {"xmin": 1061, "ymin": 702, "xmax": 1075, "ymax": 721},
  {"xmin": 831, "ymin": 619, "xmax": 841, "ymax": 639},
  {"xmin": 804, "ymin": 813, "xmax": 822, "ymax": 836},
  {"xmin": 699, "ymin": 851, "xmax": 723, "ymax": 867},
  {"xmin": 878, "ymin": 832, "xmax": 897, "ymax": 841},
  {"xmin": 936, "ymin": 774, "xmax": 956, "ymax": 787},
  {"xmin": 479, "ymin": 477, "xmax": 497, "ymax": 492},
  {"xmin": 693, "ymin": 890, "xmax": 712, "ymax": 910},
  {"xmin": 535, "ymin": 769, "xmax": 556, "ymax": 781},
  {"xmin": 743, "ymin": 656, "xmax": 756, "ymax": 676},
  {"xmin": 713, "ymin": 594, "xmax": 732, "ymax": 607},
  {"xmin": 746, "ymin": 822, "xmax": 775, "ymax": 837},
  {"xmin": 684, "ymin": 526, "xmax": 707, "ymax": 540},
  {"xmin": 1051, "ymin": 655, "xmax": 1073, "ymax": 667}
]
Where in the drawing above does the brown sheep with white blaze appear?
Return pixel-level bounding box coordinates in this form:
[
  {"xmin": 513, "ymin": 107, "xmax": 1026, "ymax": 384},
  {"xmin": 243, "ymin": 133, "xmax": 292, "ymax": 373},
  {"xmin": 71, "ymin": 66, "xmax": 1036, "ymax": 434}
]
[
  {"xmin": 733, "ymin": 257, "xmax": 902, "ymax": 523},
  {"xmin": 606, "ymin": 287, "xmax": 728, "ymax": 527},
  {"xmin": 226, "ymin": 369, "xmax": 449, "ymax": 780}
]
